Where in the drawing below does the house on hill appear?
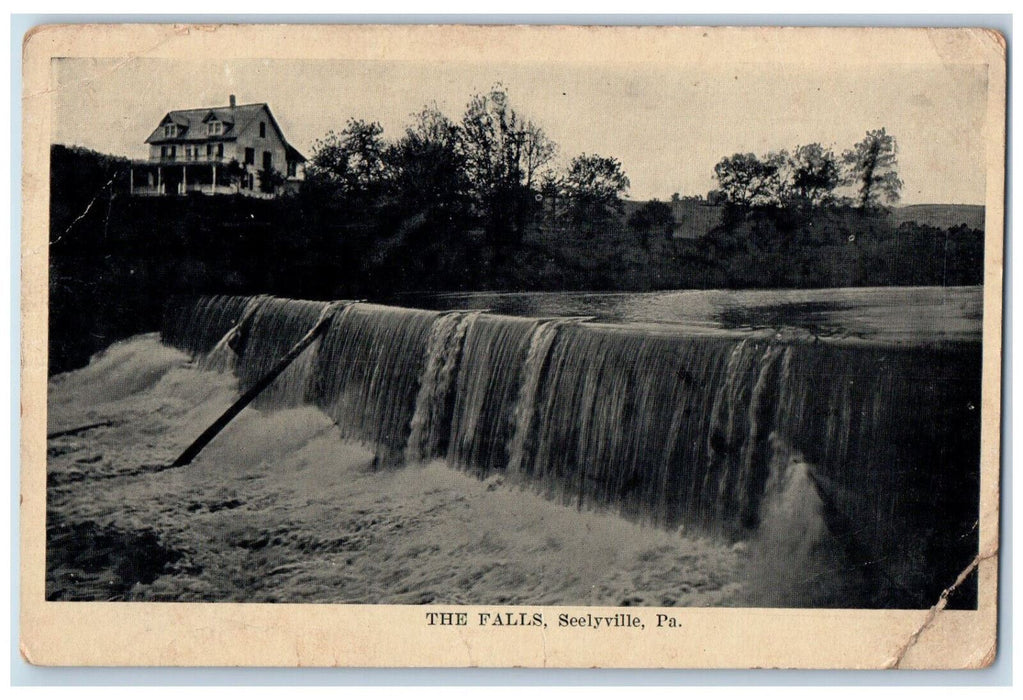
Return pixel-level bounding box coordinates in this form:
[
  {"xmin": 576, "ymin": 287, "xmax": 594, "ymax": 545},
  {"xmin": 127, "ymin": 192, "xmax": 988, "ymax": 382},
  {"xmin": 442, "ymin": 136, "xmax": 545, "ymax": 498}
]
[{"xmin": 130, "ymin": 95, "xmax": 306, "ymax": 197}]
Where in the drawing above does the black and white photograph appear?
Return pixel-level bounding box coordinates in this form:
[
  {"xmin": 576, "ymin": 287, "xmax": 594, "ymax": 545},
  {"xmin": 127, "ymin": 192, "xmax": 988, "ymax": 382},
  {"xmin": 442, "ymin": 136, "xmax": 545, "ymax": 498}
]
[{"xmin": 21, "ymin": 24, "xmax": 1004, "ymax": 668}]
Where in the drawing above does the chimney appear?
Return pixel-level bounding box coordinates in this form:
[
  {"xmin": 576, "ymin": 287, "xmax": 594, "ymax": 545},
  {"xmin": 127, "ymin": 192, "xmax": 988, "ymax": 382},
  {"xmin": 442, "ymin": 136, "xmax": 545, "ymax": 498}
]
[{"xmin": 229, "ymin": 94, "xmax": 236, "ymax": 108}]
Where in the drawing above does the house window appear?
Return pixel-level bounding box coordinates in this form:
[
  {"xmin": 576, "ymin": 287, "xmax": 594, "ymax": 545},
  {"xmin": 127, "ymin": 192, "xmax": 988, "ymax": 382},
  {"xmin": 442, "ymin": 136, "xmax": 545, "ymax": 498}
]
[
  {"xmin": 244, "ymin": 147, "xmax": 255, "ymax": 165},
  {"xmin": 164, "ymin": 124, "xmax": 176, "ymax": 138},
  {"xmin": 262, "ymin": 151, "xmax": 272, "ymax": 171},
  {"xmin": 207, "ymin": 144, "xmax": 213, "ymax": 158},
  {"xmin": 259, "ymin": 122, "xmax": 266, "ymax": 138},
  {"xmin": 287, "ymin": 160, "xmax": 297, "ymax": 177},
  {"xmin": 169, "ymin": 146, "xmax": 176, "ymax": 160},
  {"xmin": 207, "ymin": 121, "xmax": 222, "ymax": 136},
  {"xmin": 217, "ymin": 144, "xmax": 224, "ymax": 159},
  {"xmin": 160, "ymin": 146, "xmax": 167, "ymax": 159}
]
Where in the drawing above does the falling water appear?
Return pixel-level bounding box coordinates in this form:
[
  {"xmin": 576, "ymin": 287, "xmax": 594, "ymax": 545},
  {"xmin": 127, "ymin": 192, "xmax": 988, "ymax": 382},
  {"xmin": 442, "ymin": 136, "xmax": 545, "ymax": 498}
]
[
  {"xmin": 405, "ymin": 311, "xmax": 480, "ymax": 464},
  {"xmin": 234, "ymin": 298, "xmax": 332, "ymax": 407},
  {"xmin": 198, "ymin": 295, "xmax": 270, "ymax": 373},
  {"xmin": 506, "ymin": 319, "xmax": 574, "ymax": 476},
  {"xmin": 447, "ymin": 314, "xmax": 538, "ymax": 475},
  {"xmin": 161, "ymin": 294, "xmax": 260, "ymax": 356},
  {"xmin": 310, "ymin": 303, "xmax": 440, "ymax": 461},
  {"xmin": 161, "ymin": 294, "xmax": 982, "ymax": 607}
]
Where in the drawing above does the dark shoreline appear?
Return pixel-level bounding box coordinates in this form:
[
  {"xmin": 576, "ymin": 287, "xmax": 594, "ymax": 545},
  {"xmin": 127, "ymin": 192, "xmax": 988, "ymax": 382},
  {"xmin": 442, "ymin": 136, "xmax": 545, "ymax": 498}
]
[{"xmin": 49, "ymin": 144, "xmax": 985, "ymax": 375}]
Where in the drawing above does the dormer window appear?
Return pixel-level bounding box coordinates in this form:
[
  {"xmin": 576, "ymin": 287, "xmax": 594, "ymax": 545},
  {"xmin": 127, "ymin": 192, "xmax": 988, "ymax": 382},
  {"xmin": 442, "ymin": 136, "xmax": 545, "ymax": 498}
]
[
  {"xmin": 207, "ymin": 121, "xmax": 223, "ymax": 136},
  {"xmin": 163, "ymin": 124, "xmax": 177, "ymax": 138}
]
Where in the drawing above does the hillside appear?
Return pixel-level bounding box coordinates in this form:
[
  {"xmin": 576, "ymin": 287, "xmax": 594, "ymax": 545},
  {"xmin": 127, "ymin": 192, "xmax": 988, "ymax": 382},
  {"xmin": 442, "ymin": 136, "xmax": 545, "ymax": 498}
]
[
  {"xmin": 620, "ymin": 199, "xmax": 725, "ymax": 239},
  {"xmin": 623, "ymin": 199, "xmax": 986, "ymax": 240},
  {"xmin": 890, "ymin": 204, "xmax": 986, "ymax": 232}
]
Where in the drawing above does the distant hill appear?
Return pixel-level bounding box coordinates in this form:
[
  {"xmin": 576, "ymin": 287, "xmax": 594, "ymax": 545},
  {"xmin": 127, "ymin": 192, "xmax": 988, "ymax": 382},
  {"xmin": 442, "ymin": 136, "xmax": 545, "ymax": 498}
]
[
  {"xmin": 621, "ymin": 200, "xmax": 985, "ymax": 240},
  {"xmin": 891, "ymin": 204, "xmax": 985, "ymax": 232}
]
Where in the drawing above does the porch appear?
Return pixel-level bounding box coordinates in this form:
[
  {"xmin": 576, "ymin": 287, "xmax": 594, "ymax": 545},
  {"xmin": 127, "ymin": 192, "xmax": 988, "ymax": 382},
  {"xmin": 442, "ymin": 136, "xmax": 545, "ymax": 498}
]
[{"xmin": 129, "ymin": 160, "xmax": 271, "ymax": 197}]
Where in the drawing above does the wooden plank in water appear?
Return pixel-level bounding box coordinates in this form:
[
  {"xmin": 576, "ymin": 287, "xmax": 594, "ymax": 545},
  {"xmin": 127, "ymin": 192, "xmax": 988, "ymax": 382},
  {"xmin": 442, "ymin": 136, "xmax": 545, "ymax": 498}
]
[{"xmin": 170, "ymin": 303, "xmax": 342, "ymax": 467}]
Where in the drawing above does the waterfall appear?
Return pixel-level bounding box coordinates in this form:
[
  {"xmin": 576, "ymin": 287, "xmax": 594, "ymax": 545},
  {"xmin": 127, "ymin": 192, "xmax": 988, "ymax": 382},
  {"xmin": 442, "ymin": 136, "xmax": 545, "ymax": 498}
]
[
  {"xmin": 310, "ymin": 303, "xmax": 440, "ymax": 462},
  {"xmin": 447, "ymin": 314, "xmax": 538, "ymax": 475},
  {"xmin": 161, "ymin": 294, "xmax": 982, "ymax": 607},
  {"xmin": 235, "ymin": 298, "xmax": 333, "ymax": 408},
  {"xmin": 405, "ymin": 311, "xmax": 480, "ymax": 465},
  {"xmin": 162, "ymin": 294, "xmax": 261, "ymax": 356},
  {"xmin": 506, "ymin": 319, "xmax": 574, "ymax": 476},
  {"xmin": 198, "ymin": 295, "xmax": 270, "ymax": 373}
]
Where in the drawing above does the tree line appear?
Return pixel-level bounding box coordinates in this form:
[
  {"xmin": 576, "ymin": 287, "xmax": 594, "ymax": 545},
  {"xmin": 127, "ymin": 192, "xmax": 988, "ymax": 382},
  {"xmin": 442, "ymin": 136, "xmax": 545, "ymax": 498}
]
[
  {"xmin": 709, "ymin": 128, "xmax": 903, "ymax": 211},
  {"xmin": 302, "ymin": 85, "xmax": 630, "ymax": 272},
  {"xmin": 47, "ymin": 117, "xmax": 983, "ymax": 372}
]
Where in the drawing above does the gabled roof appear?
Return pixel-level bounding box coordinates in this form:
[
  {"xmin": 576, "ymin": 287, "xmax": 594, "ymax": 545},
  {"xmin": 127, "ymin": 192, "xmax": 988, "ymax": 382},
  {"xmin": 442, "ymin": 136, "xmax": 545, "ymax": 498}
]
[
  {"xmin": 145, "ymin": 102, "xmax": 306, "ymax": 161},
  {"xmin": 284, "ymin": 142, "xmax": 305, "ymax": 163}
]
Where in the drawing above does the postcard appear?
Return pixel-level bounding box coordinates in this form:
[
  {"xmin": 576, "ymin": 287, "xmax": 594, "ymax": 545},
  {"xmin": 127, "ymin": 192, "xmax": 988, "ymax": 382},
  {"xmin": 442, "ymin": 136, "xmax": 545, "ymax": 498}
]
[{"xmin": 20, "ymin": 23, "xmax": 1005, "ymax": 668}]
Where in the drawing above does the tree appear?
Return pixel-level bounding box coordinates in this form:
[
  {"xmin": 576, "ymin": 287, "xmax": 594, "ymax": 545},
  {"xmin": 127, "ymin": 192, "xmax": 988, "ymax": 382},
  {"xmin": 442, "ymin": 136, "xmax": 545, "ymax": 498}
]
[
  {"xmin": 713, "ymin": 152, "xmax": 787, "ymax": 208},
  {"xmin": 223, "ymin": 159, "xmax": 247, "ymax": 192},
  {"xmin": 308, "ymin": 118, "xmax": 386, "ymax": 197},
  {"xmin": 258, "ymin": 167, "xmax": 286, "ymax": 195},
  {"xmin": 789, "ymin": 143, "xmax": 841, "ymax": 207},
  {"xmin": 459, "ymin": 85, "xmax": 555, "ymax": 245},
  {"xmin": 539, "ymin": 172, "xmax": 564, "ymax": 231},
  {"xmin": 519, "ymin": 120, "xmax": 557, "ymax": 191},
  {"xmin": 628, "ymin": 199, "xmax": 676, "ymax": 246},
  {"xmin": 561, "ymin": 153, "xmax": 630, "ymax": 233},
  {"xmin": 842, "ymin": 128, "xmax": 903, "ymax": 209},
  {"xmin": 370, "ymin": 105, "xmax": 479, "ymax": 289},
  {"xmin": 385, "ymin": 105, "xmax": 468, "ymax": 210}
]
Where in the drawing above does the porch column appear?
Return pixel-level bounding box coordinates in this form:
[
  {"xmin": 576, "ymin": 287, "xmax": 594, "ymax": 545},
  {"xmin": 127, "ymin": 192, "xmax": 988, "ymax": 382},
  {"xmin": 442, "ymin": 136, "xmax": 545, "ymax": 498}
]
[
  {"xmin": 182, "ymin": 164, "xmax": 187, "ymax": 194},
  {"xmin": 211, "ymin": 164, "xmax": 217, "ymax": 195},
  {"xmin": 157, "ymin": 166, "xmax": 162, "ymax": 194},
  {"xmin": 129, "ymin": 167, "xmax": 134, "ymax": 195}
]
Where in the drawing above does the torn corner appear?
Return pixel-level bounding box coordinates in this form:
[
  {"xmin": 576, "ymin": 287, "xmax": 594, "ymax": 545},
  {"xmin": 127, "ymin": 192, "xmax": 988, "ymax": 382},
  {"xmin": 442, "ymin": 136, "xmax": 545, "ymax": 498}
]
[
  {"xmin": 20, "ymin": 637, "xmax": 38, "ymax": 666},
  {"xmin": 977, "ymin": 27, "xmax": 1008, "ymax": 56},
  {"xmin": 885, "ymin": 547, "xmax": 998, "ymax": 669},
  {"xmin": 971, "ymin": 641, "xmax": 998, "ymax": 670}
]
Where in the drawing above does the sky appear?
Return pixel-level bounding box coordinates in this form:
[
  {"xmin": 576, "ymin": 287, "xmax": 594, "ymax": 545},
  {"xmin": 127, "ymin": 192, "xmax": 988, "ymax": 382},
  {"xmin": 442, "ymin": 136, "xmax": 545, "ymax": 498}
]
[{"xmin": 51, "ymin": 57, "xmax": 990, "ymax": 205}]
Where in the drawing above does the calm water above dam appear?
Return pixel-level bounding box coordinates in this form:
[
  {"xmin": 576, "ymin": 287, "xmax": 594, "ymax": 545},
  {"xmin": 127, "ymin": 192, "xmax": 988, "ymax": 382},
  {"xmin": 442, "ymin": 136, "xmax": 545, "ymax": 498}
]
[{"xmin": 403, "ymin": 286, "xmax": 983, "ymax": 345}]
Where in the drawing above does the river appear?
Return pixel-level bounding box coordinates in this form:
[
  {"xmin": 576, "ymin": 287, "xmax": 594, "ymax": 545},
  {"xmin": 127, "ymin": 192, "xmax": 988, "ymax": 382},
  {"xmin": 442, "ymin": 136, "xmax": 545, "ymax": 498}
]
[{"xmin": 47, "ymin": 285, "xmax": 984, "ymax": 608}]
